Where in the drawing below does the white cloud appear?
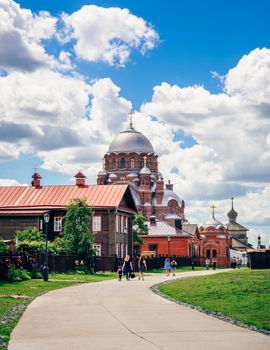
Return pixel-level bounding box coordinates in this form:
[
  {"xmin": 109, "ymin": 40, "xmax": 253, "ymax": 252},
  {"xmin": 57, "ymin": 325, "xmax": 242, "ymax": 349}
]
[
  {"xmin": 0, "ymin": 0, "xmax": 57, "ymax": 72},
  {"xmin": 60, "ymin": 5, "xmax": 159, "ymax": 66},
  {"xmin": 0, "ymin": 178, "xmax": 24, "ymax": 186}
]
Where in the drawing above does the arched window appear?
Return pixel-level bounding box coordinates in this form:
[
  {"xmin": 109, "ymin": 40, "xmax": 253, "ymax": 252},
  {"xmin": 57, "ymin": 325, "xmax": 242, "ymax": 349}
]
[
  {"xmin": 112, "ymin": 158, "xmax": 116, "ymax": 169},
  {"xmin": 168, "ymin": 200, "xmax": 177, "ymax": 214},
  {"xmin": 130, "ymin": 158, "xmax": 135, "ymax": 169},
  {"xmin": 213, "ymin": 249, "xmax": 217, "ymax": 258},
  {"xmin": 207, "ymin": 249, "xmax": 211, "ymax": 259},
  {"xmin": 140, "ymin": 158, "xmax": 144, "ymax": 168},
  {"xmin": 120, "ymin": 158, "xmax": 126, "ymax": 169}
]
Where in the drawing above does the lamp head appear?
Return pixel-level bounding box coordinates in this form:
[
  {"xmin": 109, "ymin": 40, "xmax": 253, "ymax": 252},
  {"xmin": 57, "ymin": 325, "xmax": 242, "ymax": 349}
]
[{"xmin": 43, "ymin": 213, "xmax": 50, "ymax": 223}]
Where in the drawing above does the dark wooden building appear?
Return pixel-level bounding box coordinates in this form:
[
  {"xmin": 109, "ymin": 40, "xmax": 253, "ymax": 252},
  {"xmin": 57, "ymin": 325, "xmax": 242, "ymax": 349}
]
[{"xmin": 0, "ymin": 172, "xmax": 137, "ymax": 257}]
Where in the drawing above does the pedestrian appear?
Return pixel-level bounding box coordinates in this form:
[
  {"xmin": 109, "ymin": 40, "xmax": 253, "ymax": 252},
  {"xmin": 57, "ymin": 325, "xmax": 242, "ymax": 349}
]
[
  {"xmin": 164, "ymin": 257, "xmax": 171, "ymax": 276},
  {"xmin": 122, "ymin": 255, "xmax": 133, "ymax": 281},
  {"xmin": 138, "ymin": 256, "xmax": 147, "ymax": 280},
  {"xmin": 117, "ymin": 265, "xmax": 123, "ymax": 281},
  {"xmin": 191, "ymin": 260, "xmax": 195, "ymax": 270},
  {"xmin": 212, "ymin": 257, "xmax": 217, "ymax": 270},
  {"xmin": 171, "ymin": 259, "xmax": 177, "ymax": 276},
  {"xmin": 236, "ymin": 257, "xmax": 241, "ymax": 269},
  {"xmin": 205, "ymin": 258, "xmax": 210, "ymax": 270}
]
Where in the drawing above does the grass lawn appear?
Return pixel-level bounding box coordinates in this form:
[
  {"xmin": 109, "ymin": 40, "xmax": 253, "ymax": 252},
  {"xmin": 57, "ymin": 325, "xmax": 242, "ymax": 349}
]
[
  {"xmin": 0, "ymin": 272, "xmax": 116, "ymax": 350},
  {"xmin": 146, "ymin": 265, "xmax": 206, "ymax": 274},
  {"xmin": 159, "ymin": 269, "xmax": 270, "ymax": 332}
]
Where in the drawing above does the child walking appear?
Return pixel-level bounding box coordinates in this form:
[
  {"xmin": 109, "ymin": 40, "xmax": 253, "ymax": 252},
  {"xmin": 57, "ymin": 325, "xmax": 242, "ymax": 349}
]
[{"xmin": 117, "ymin": 266, "xmax": 123, "ymax": 281}]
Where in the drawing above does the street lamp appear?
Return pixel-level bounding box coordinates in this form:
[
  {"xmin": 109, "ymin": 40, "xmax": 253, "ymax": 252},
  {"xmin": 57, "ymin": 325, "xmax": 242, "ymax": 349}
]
[
  {"xmin": 167, "ymin": 235, "xmax": 171, "ymax": 257},
  {"xmin": 43, "ymin": 212, "xmax": 50, "ymax": 281},
  {"xmin": 123, "ymin": 226, "xmax": 127, "ymax": 258}
]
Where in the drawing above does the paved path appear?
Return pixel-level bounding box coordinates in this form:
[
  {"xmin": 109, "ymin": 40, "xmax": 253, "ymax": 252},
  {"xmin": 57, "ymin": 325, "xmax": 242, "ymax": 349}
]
[{"xmin": 9, "ymin": 270, "xmax": 270, "ymax": 350}]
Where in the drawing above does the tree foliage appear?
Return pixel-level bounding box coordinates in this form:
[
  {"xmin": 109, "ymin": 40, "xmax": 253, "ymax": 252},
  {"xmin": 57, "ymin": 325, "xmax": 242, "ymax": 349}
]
[
  {"xmin": 0, "ymin": 239, "xmax": 10, "ymax": 254},
  {"xmin": 132, "ymin": 211, "xmax": 148, "ymax": 244},
  {"xmin": 62, "ymin": 198, "xmax": 94, "ymax": 259},
  {"xmin": 16, "ymin": 227, "xmax": 56, "ymax": 254}
]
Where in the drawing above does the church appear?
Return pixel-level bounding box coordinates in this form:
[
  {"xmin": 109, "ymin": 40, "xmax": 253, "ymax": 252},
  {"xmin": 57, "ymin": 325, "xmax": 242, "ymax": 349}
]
[
  {"xmin": 0, "ymin": 113, "xmax": 251, "ymax": 265},
  {"xmin": 95, "ymin": 114, "xmax": 250, "ymax": 265}
]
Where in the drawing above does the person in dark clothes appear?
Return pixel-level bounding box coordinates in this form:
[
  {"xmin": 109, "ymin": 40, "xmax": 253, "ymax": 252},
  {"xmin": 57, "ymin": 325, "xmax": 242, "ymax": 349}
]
[
  {"xmin": 122, "ymin": 255, "xmax": 133, "ymax": 281},
  {"xmin": 138, "ymin": 256, "xmax": 147, "ymax": 280}
]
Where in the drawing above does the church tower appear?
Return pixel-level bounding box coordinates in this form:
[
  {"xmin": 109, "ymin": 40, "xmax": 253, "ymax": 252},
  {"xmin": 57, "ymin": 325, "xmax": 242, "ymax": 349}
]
[{"xmin": 97, "ymin": 112, "xmax": 185, "ymax": 222}]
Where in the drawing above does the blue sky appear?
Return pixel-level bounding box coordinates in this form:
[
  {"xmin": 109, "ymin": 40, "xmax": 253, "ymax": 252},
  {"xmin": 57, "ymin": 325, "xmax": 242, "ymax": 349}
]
[{"xmin": 0, "ymin": 0, "xmax": 270, "ymax": 246}]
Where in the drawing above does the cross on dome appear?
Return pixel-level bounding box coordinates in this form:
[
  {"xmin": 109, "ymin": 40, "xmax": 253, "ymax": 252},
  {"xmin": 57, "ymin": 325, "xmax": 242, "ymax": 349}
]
[
  {"xmin": 128, "ymin": 110, "xmax": 134, "ymax": 129},
  {"xmin": 211, "ymin": 204, "xmax": 216, "ymax": 218}
]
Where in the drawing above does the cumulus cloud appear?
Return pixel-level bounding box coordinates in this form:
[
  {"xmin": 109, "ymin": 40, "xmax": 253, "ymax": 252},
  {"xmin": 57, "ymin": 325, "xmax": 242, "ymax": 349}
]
[
  {"xmin": 0, "ymin": 0, "xmax": 57, "ymax": 72},
  {"xmin": 60, "ymin": 5, "xmax": 159, "ymax": 66},
  {"xmin": 0, "ymin": 178, "xmax": 24, "ymax": 186}
]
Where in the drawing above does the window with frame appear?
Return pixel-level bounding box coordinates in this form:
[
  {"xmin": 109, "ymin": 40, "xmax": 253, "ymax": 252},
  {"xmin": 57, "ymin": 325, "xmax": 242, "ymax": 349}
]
[
  {"xmin": 92, "ymin": 216, "xmax": 101, "ymax": 232},
  {"xmin": 93, "ymin": 244, "xmax": 101, "ymax": 256},
  {"xmin": 130, "ymin": 158, "xmax": 135, "ymax": 169},
  {"xmin": 149, "ymin": 244, "xmax": 157, "ymax": 251},
  {"xmin": 112, "ymin": 158, "xmax": 116, "ymax": 169},
  {"xmin": 39, "ymin": 219, "xmax": 43, "ymax": 230},
  {"xmin": 120, "ymin": 158, "xmax": 126, "ymax": 169},
  {"xmin": 54, "ymin": 217, "xmax": 62, "ymax": 232}
]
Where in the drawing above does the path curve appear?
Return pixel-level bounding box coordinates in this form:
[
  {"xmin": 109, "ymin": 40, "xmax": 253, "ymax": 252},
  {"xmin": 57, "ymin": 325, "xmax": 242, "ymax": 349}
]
[{"xmin": 9, "ymin": 270, "xmax": 270, "ymax": 350}]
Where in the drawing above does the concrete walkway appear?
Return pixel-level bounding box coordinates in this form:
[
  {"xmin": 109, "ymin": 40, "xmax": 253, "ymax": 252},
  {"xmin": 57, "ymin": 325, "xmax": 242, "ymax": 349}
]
[{"xmin": 9, "ymin": 270, "xmax": 270, "ymax": 350}]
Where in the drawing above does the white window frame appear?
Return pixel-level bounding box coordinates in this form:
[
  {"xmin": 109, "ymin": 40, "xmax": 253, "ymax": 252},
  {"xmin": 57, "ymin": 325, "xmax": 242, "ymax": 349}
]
[
  {"xmin": 115, "ymin": 214, "xmax": 119, "ymax": 233},
  {"xmin": 93, "ymin": 244, "xmax": 102, "ymax": 256},
  {"xmin": 92, "ymin": 216, "xmax": 101, "ymax": 232},
  {"xmin": 54, "ymin": 217, "xmax": 62, "ymax": 232}
]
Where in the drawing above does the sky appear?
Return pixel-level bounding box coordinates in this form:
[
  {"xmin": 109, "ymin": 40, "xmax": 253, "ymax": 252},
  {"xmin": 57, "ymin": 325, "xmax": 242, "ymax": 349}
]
[{"xmin": 0, "ymin": 0, "xmax": 270, "ymax": 247}]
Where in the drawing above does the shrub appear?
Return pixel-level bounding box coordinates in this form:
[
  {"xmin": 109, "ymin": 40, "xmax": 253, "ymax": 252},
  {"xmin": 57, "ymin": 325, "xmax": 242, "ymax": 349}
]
[
  {"xmin": 7, "ymin": 265, "xmax": 31, "ymax": 282},
  {"xmin": 0, "ymin": 239, "xmax": 10, "ymax": 254}
]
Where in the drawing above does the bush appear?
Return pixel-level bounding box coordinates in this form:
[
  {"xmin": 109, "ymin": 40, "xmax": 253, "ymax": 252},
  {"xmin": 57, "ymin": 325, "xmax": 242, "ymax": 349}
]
[
  {"xmin": 7, "ymin": 266, "xmax": 31, "ymax": 282},
  {"xmin": 0, "ymin": 239, "xmax": 10, "ymax": 254}
]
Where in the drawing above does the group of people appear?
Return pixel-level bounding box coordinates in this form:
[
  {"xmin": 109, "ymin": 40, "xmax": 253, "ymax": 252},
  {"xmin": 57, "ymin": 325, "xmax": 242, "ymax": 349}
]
[
  {"xmin": 231, "ymin": 256, "xmax": 242, "ymax": 269},
  {"xmin": 117, "ymin": 256, "xmax": 179, "ymax": 280},
  {"xmin": 117, "ymin": 255, "xmax": 147, "ymax": 281},
  {"xmin": 205, "ymin": 257, "xmax": 217, "ymax": 270},
  {"xmin": 164, "ymin": 257, "xmax": 178, "ymax": 276}
]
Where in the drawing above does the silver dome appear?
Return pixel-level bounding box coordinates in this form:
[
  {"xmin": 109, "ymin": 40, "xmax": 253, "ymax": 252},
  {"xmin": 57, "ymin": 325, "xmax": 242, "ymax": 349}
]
[{"xmin": 108, "ymin": 128, "xmax": 154, "ymax": 153}]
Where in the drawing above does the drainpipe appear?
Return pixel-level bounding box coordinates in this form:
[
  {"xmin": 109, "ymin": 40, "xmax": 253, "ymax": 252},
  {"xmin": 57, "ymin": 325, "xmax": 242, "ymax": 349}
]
[{"xmin": 114, "ymin": 208, "xmax": 118, "ymax": 256}]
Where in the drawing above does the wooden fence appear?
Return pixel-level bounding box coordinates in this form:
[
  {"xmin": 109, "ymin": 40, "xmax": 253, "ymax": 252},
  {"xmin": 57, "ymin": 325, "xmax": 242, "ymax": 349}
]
[{"xmin": 0, "ymin": 254, "xmax": 199, "ymax": 278}]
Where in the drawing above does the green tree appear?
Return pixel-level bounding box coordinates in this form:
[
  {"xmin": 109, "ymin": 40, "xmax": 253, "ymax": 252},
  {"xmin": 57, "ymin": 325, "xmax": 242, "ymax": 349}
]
[
  {"xmin": 0, "ymin": 239, "xmax": 10, "ymax": 254},
  {"xmin": 133, "ymin": 212, "xmax": 148, "ymax": 245},
  {"xmin": 62, "ymin": 198, "xmax": 94, "ymax": 259},
  {"xmin": 16, "ymin": 227, "xmax": 56, "ymax": 254}
]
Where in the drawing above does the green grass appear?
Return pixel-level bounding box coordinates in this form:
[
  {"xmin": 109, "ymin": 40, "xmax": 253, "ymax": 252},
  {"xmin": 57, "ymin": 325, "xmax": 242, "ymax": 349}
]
[
  {"xmin": 0, "ymin": 272, "xmax": 116, "ymax": 350},
  {"xmin": 147, "ymin": 265, "xmax": 205, "ymax": 274},
  {"xmin": 159, "ymin": 269, "xmax": 270, "ymax": 331}
]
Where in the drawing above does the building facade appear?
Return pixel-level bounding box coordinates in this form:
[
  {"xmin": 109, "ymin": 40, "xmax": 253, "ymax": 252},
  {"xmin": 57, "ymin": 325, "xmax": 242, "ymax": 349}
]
[{"xmin": 0, "ymin": 173, "xmax": 137, "ymax": 257}]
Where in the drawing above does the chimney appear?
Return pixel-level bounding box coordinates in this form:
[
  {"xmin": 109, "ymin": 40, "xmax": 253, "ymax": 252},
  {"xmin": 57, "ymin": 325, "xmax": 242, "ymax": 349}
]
[
  {"xmin": 150, "ymin": 215, "xmax": 157, "ymax": 226},
  {"xmin": 165, "ymin": 180, "xmax": 173, "ymax": 191},
  {"xmin": 31, "ymin": 172, "xmax": 42, "ymax": 188},
  {"xmin": 175, "ymin": 219, "xmax": 182, "ymax": 230},
  {"xmin": 74, "ymin": 171, "xmax": 86, "ymax": 186}
]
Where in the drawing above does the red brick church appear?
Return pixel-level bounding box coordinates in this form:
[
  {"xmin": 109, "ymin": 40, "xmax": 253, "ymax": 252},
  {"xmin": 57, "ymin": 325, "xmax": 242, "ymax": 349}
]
[{"xmin": 95, "ymin": 115, "xmax": 235, "ymax": 265}]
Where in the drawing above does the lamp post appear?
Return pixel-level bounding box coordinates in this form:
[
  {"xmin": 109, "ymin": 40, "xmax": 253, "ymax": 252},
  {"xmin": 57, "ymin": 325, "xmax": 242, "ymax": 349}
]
[
  {"xmin": 123, "ymin": 226, "xmax": 127, "ymax": 258},
  {"xmin": 167, "ymin": 235, "xmax": 171, "ymax": 257},
  {"xmin": 43, "ymin": 212, "xmax": 50, "ymax": 281}
]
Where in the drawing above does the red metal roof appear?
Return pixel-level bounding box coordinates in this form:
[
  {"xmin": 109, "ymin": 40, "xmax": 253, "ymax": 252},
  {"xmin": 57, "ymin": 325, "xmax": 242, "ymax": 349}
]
[
  {"xmin": 74, "ymin": 171, "xmax": 86, "ymax": 178},
  {"xmin": 32, "ymin": 172, "xmax": 42, "ymax": 179},
  {"xmin": 0, "ymin": 184, "xmax": 130, "ymax": 209}
]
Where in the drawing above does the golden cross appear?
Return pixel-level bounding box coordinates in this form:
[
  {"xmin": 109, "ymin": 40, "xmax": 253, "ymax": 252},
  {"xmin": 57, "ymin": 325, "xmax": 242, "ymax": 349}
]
[
  {"xmin": 211, "ymin": 204, "xmax": 216, "ymax": 218},
  {"xmin": 128, "ymin": 110, "xmax": 134, "ymax": 129}
]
